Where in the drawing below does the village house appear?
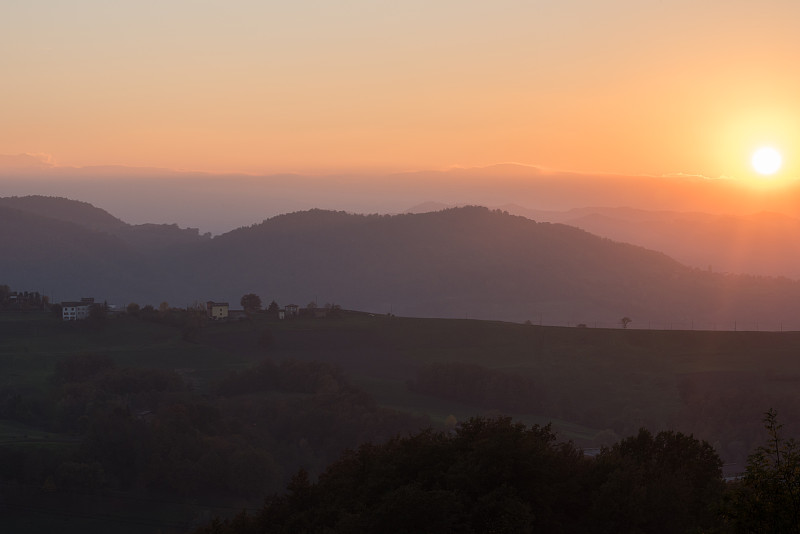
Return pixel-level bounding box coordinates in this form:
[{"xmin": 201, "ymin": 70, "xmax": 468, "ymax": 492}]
[
  {"xmin": 61, "ymin": 297, "xmax": 94, "ymax": 321},
  {"xmin": 206, "ymin": 301, "xmax": 229, "ymax": 320}
]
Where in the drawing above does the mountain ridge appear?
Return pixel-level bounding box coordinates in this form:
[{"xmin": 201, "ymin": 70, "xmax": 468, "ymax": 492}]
[{"xmin": 3, "ymin": 196, "xmax": 800, "ymax": 328}]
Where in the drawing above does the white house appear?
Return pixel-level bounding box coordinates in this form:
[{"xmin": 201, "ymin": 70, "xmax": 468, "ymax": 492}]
[
  {"xmin": 62, "ymin": 298, "xmax": 94, "ymax": 321},
  {"xmin": 206, "ymin": 301, "xmax": 230, "ymax": 320}
]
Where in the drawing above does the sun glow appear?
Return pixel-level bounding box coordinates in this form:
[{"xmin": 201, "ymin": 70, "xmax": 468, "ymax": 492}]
[{"xmin": 751, "ymin": 147, "xmax": 782, "ymax": 176}]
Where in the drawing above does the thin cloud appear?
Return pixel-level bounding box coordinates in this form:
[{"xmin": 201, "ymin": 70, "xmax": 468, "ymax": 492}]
[
  {"xmin": 0, "ymin": 153, "xmax": 56, "ymax": 169},
  {"xmin": 661, "ymin": 172, "xmax": 727, "ymax": 181}
]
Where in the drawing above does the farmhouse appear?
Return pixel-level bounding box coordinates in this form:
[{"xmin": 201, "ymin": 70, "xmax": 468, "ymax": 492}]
[
  {"xmin": 62, "ymin": 297, "xmax": 95, "ymax": 321},
  {"xmin": 206, "ymin": 301, "xmax": 229, "ymax": 320}
]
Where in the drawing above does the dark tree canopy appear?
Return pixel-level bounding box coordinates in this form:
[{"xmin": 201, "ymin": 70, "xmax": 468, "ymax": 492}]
[
  {"xmin": 240, "ymin": 293, "xmax": 262, "ymax": 313},
  {"xmin": 192, "ymin": 418, "xmax": 725, "ymax": 534},
  {"xmin": 727, "ymin": 409, "xmax": 800, "ymax": 533},
  {"xmin": 592, "ymin": 428, "xmax": 724, "ymax": 534}
]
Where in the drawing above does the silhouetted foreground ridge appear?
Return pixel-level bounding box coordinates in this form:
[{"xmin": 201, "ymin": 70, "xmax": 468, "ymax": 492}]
[{"xmin": 193, "ymin": 417, "xmax": 725, "ymax": 534}]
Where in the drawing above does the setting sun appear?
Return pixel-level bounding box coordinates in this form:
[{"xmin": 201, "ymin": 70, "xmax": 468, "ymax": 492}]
[{"xmin": 751, "ymin": 146, "xmax": 783, "ymax": 176}]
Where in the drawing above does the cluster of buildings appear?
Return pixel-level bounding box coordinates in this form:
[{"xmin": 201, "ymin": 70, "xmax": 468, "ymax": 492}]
[
  {"xmin": 61, "ymin": 297, "xmax": 96, "ymax": 321},
  {"xmin": 205, "ymin": 301, "xmax": 312, "ymax": 320},
  {"xmin": 61, "ymin": 298, "xmax": 315, "ymax": 321}
]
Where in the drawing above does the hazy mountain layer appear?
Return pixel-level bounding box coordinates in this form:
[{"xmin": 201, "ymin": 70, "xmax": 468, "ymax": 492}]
[
  {"xmin": 501, "ymin": 204, "xmax": 800, "ymax": 280},
  {"xmin": 0, "ymin": 195, "xmax": 211, "ymax": 253},
  {"xmin": 3, "ymin": 197, "xmax": 800, "ymax": 328}
]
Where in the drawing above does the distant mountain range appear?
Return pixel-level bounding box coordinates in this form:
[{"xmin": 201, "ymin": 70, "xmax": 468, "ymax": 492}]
[
  {"xmin": 407, "ymin": 202, "xmax": 800, "ymax": 280},
  {"xmin": 3, "ymin": 195, "xmax": 800, "ymax": 329},
  {"xmin": 500, "ymin": 204, "xmax": 800, "ymax": 280}
]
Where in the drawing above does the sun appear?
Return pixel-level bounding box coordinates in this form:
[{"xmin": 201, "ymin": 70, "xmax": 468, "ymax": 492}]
[{"xmin": 751, "ymin": 146, "xmax": 782, "ymax": 176}]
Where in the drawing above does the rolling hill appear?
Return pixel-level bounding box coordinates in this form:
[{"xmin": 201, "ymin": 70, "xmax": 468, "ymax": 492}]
[
  {"xmin": 3, "ymin": 196, "xmax": 800, "ymax": 328},
  {"xmin": 501, "ymin": 204, "xmax": 800, "ymax": 279}
]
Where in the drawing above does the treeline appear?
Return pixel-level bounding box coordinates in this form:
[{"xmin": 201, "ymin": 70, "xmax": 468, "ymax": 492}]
[
  {"xmin": 192, "ymin": 417, "xmax": 725, "ymax": 534},
  {"xmin": 408, "ymin": 362, "xmax": 544, "ymax": 413},
  {"xmin": 218, "ymin": 359, "xmax": 359, "ymax": 398},
  {"xmin": 673, "ymin": 377, "xmax": 800, "ymax": 464},
  {"xmin": 0, "ymin": 354, "xmax": 428, "ymax": 503},
  {"xmin": 0, "ymin": 284, "xmax": 49, "ymax": 311},
  {"xmin": 193, "ymin": 414, "xmax": 800, "ymax": 534}
]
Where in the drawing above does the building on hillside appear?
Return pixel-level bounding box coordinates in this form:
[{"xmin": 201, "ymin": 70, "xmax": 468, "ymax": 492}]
[
  {"xmin": 206, "ymin": 301, "xmax": 229, "ymax": 320},
  {"xmin": 62, "ymin": 299, "xmax": 93, "ymax": 321}
]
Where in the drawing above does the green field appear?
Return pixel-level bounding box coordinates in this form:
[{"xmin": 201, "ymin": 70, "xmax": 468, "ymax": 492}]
[
  {"xmin": 4, "ymin": 310, "xmax": 800, "ymax": 443},
  {"xmin": 3, "ymin": 310, "xmax": 800, "ymax": 532}
]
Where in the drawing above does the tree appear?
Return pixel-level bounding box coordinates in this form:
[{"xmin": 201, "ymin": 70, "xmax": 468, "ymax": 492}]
[
  {"xmin": 620, "ymin": 317, "xmax": 632, "ymax": 329},
  {"xmin": 240, "ymin": 293, "xmax": 262, "ymax": 314},
  {"xmin": 727, "ymin": 409, "xmax": 800, "ymax": 533},
  {"xmin": 592, "ymin": 428, "xmax": 724, "ymax": 534},
  {"xmin": 267, "ymin": 300, "xmax": 280, "ymax": 314},
  {"xmin": 140, "ymin": 304, "xmax": 156, "ymax": 319}
]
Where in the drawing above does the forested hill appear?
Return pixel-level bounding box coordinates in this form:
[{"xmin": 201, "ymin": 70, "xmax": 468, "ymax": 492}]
[
  {"xmin": 173, "ymin": 206, "xmax": 800, "ymax": 326},
  {"xmin": 0, "ymin": 195, "xmax": 128, "ymax": 232},
  {"xmin": 177, "ymin": 207, "xmax": 687, "ymax": 322},
  {"xmin": 0, "ymin": 203, "xmax": 157, "ymax": 300},
  {"xmin": 0, "ymin": 195, "xmax": 210, "ymax": 254},
  {"xmin": 4, "ymin": 198, "xmax": 800, "ymax": 326}
]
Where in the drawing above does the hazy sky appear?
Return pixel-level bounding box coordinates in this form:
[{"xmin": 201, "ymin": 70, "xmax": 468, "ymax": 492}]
[{"xmin": 3, "ymin": 0, "xmax": 800, "ymax": 180}]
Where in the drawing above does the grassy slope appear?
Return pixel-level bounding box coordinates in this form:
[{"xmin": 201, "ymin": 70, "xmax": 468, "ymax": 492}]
[
  {"xmin": 0, "ymin": 312, "xmax": 254, "ymax": 390},
  {"xmin": 4, "ymin": 310, "xmax": 800, "ymax": 532},
  {"xmin": 210, "ymin": 312, "xmax": 800, "ymax": 443},
  {"xmin": 4, "ymin": 310, "xmax": 800, "ymax": 442}
]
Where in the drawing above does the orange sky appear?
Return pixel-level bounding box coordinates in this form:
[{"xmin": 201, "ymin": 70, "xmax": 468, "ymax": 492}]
[{"xmin": 3, "ymin": 1, "xmax": 800, "ymax": 183}]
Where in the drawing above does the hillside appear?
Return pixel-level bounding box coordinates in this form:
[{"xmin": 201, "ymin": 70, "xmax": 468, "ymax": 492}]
[
  {"xmin": 4, "ymin": 197, "xmax": 800, "ymax": 327},
  {"xmin": 0, "ymin": 204, "xmax": 165, "ymax": 302},
  {"xmin": 173, "ymin": 206, "xmax": 800, "ymax": 328},
  {"xmin": 0, "ymin": 195, "xmax": 128, "ymax": 232},
  {"xmin": 4, "ymin": 310, "xmax": 800, "ymax": 464},
  {"xmin": 502, "ymin": 204, "xmax": 800, "ymax": 279},
  {"xmin": 0, "ymin": 195, "xmax": 210, "ymax": 254},
  {"xmin": 1, "ymin": 310, "xmax": 799, "ymax": 532}
]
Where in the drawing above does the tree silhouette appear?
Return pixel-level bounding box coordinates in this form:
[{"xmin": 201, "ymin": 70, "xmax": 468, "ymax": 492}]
[
  {"xmin": 620, "ymin": 317, "xmax": 632, "ymax": 329},
  {"xmin": 240, "ymin": 293, "xmax": 262, "ymax": 313},
  {"xmin": 728, "ymin": 409, "xmax": 800, "ymax": 533}
]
